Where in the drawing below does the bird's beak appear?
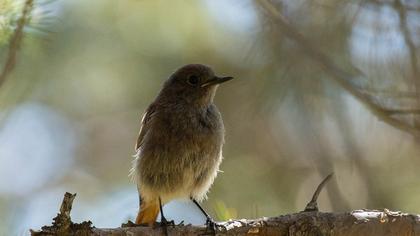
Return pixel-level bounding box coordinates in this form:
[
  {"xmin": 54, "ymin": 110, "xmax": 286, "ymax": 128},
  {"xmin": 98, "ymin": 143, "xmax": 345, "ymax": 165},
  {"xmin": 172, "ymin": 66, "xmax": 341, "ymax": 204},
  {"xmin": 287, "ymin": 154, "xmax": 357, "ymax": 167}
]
[{"xmin": 201, "ymin": 76, "xmax": 234, "ymax": 88}]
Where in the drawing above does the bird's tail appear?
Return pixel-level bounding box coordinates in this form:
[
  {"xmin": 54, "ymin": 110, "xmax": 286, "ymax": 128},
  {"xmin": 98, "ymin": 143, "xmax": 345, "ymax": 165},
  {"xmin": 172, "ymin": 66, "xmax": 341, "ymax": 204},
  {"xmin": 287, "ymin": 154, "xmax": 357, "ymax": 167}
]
[{"xmin": 135, "ymin": 199, "xmax": 159, "ymax": 226}]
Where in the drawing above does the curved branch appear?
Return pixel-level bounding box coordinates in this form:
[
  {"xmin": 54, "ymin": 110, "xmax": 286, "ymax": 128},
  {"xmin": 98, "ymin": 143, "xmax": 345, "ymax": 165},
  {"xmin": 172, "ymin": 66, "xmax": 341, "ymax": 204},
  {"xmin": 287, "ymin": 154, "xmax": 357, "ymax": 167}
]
[
  {"xmin": 304, "ymin": 173, "xmax": 334, "ymax": 212},
  {"xmin": 394, "ymin": 0, "xmax": 420, "ymax": 101},
  {"xmin": 0, "ymin": 0, "xmax": 34, "ymax": 88},
  {"xmin": 256, "ymin": 0, "xmax": 420, "ymax": 137}
]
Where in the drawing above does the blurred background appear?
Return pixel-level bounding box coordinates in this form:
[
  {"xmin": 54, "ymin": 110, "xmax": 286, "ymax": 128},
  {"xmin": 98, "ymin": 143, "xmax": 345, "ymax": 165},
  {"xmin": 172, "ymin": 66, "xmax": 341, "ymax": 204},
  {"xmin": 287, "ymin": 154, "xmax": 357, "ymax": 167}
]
[{"xmin": 0, "ymin": 0, "xmax": 420, "ymax": 235}]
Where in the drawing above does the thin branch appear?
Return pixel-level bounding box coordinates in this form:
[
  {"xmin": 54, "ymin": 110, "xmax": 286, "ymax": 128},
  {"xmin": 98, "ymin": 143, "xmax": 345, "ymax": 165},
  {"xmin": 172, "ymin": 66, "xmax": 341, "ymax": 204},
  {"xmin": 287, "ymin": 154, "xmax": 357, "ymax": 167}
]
[
  {"xmin": 394, "ymin": 0, "xmax": 420, "ymax": 100},
  {"xmin": 304, "ymin": 173, "xmax": 334, "ymax": 212},
  {"xmin": 367, "ymin": 0, "xmax": 420, "ymax": 12},
  {"xmin": 0, "ymin": 0, "xmax": 34, "ymax": 88},
  {"xmin": 59, "ymin": 192, "xmax": 76, "ymax": 219},
  {"xmin": 359, "ymin": 89, "xmax": 418, "ymax": 98},
  {"xmin": 384, "ymin": 109, "xmax": 420, "ymax": 115},
  {"xmin": 31, "ymin": 192, "xmax": 93, "ymax": 236},
  {"xmin": 256, "ymin": 0, "xmax": 420, "ymax": 137}
]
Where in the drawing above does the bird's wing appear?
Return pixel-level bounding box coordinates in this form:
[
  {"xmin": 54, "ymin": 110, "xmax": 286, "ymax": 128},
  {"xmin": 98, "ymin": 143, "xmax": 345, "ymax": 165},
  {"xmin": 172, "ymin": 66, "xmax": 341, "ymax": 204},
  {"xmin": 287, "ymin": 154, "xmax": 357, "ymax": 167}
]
[
  {"xmin": 135, "ymin": 104, "xmax": 157, "ymax": 152},
  {"xmin": 134, "ymin": 104, "xmax": 159, "ymax": 222}
]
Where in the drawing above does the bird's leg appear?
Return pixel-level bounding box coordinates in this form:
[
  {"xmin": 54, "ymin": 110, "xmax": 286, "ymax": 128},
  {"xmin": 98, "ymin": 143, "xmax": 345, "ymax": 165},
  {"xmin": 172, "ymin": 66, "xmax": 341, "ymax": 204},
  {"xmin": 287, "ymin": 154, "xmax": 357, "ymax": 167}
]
[
  {"xmin": 158, "ymin": 197, "xmax": 174, "ymax": 236},
  {"xmin": 191, "ymin": 198, "xmax": 224, "ymax": 235}
]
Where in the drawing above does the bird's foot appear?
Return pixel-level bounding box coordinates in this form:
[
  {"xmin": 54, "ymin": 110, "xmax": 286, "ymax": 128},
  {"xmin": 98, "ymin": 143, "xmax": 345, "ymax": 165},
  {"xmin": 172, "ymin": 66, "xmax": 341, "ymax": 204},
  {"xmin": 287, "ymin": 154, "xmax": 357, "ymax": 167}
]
[
  {"xmin": 121, "ymin": 220, "xmax": 141, "ymax": 227},
  {"xmin": 201, "ymin": 217, "xmax": 225, "ymax": 235},
  {"xmin": 156, "ymin": 215, "xmax": 175, "ymax": 236}
]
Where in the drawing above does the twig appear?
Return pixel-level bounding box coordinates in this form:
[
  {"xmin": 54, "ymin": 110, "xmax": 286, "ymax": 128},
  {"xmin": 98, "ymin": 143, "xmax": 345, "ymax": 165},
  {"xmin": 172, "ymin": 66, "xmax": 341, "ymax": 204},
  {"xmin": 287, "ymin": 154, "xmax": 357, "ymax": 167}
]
[
  {"xmin": 0, "ymin": 0, "xmax": 34, "ymax": 88},
  {"xmin": 59, "ymin": 192, "xmax": 76, "ymax": 222},
  {"xmin": 384, "ymin": 109, "xmax": 420, "ymax": 115},
  {"xmin": 304, "ymin": 173, "xmax": 334, "ymax": 212},
  {"xmin": 31, "ymin": 192, "xmax": 93, "ymax": 236},
  {"xmin": 256, "ymin": 0, "xmax": 420, "ymax": 137},
  {"xmin": 394, "ymin": 0, "xmax": 420, "ymax": 101},
  {"xmin": 358, "ymin": 89, "xmax": 418, "ymax": 98},
  {"xmin": 367, "ymin": 0, "xmax": 420, "ymax": 12}
]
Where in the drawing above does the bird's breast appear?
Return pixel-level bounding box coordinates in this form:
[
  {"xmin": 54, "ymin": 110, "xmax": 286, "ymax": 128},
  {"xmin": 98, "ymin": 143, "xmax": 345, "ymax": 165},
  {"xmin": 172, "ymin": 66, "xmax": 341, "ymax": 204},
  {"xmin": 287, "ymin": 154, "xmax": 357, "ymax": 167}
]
[
  {"xmin": 136, "ymin": 103, "xmax": 225, "ymax": 197},
  {"xmin": 151, "ymin": 104, "xmax": 224, "ymax": 155}
]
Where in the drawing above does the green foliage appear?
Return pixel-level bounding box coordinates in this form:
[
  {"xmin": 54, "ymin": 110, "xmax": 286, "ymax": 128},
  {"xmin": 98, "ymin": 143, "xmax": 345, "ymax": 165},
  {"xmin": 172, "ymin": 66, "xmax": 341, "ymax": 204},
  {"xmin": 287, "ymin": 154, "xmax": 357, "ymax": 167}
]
[
  {"xmin": 214, "ymin": 200, "xmax": 237, "ymax": 221},
  {"xmin": 0, "ymin": 0, "xmax": 19, "ymax": 47}
]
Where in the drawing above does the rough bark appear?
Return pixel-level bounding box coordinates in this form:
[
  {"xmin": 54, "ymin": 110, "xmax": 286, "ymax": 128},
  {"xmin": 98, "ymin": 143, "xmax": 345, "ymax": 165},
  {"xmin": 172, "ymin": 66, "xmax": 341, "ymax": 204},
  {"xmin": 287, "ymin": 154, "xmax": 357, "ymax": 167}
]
[
  {"xmin": 30, "ymin": 192, "xmax": 420, "ymax": 236},
  {"xmin": 85, "ymin": 210, "xmax": 420, "ymax": 236}
]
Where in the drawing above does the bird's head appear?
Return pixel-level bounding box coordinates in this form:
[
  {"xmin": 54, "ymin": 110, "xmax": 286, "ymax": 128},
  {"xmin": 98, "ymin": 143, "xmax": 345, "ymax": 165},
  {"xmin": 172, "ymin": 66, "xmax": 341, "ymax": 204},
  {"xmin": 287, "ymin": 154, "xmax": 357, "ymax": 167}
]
[{"xmin": 159, "ymin": 64, "xmax": 233, "ymax": 107}]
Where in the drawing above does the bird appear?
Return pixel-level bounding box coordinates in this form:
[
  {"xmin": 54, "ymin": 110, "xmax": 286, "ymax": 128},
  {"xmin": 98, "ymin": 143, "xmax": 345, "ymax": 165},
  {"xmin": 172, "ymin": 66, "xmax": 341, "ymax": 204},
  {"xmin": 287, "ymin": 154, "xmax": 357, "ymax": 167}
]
[{"xmin": 130, "ymin": 64, "xmax": 233, "ymax": 230}]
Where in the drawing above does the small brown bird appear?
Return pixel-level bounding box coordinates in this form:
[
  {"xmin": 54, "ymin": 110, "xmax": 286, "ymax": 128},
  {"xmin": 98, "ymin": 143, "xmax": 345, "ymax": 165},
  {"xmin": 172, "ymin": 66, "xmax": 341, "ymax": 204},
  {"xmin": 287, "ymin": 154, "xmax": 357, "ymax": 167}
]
[{"xmin": 130, "ymin": 64, "xmax": 233, "ymax": 229}]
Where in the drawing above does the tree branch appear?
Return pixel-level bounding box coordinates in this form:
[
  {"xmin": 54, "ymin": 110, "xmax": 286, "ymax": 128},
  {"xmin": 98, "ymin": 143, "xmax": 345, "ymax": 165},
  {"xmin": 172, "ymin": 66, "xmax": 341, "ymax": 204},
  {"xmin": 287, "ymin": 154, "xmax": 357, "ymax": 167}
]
[
  {"xmin": 30, "ymin": 192, "xmax": 93, "ymax": 236},
  {"xmin": 256, "ymin": 0, "xmax": 420, "ymax": 137},
  {"xmin": 384, "ymin": 109, "xmax": 420, "ymax": 115},
  {"xmin": 30, "ymin": 192, "xmax": 420, "ymax": 236},
  {"xmin": 0, "ymin": 0, "xmax": 34, "ymax": 88},
  {"xmin": 394, "ymin": 0, "xmax": 420, "ymax": 102},
  {"xmin": 367, "ymin": 0, "xmax": 420, "ymax": 12},
  {"xmin": 304, "ymin": 173, "xmax": 333, "ymax": 212}
]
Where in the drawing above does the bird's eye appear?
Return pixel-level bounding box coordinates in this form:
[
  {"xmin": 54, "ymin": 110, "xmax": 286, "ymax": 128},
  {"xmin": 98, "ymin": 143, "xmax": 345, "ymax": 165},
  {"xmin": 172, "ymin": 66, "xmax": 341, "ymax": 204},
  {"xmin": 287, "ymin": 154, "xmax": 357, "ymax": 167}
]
[{"xmin": 187, "ymin": 75, "xmax": 199, "ymax": 86}]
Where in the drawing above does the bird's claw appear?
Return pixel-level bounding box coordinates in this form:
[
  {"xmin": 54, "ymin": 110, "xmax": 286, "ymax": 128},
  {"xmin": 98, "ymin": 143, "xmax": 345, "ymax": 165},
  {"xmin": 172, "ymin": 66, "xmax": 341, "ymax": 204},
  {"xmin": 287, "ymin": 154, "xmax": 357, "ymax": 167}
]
[
  {"xmin": 157, "ymin": 218, "xmax": 175, "ymax": 227},
  {"xmin": 156, "ymin": 216, "xmax": 175, "ymax": 236},
  {"xmin": 202, "ymin": 217, "xmax": 225, "ymax": 235}
]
